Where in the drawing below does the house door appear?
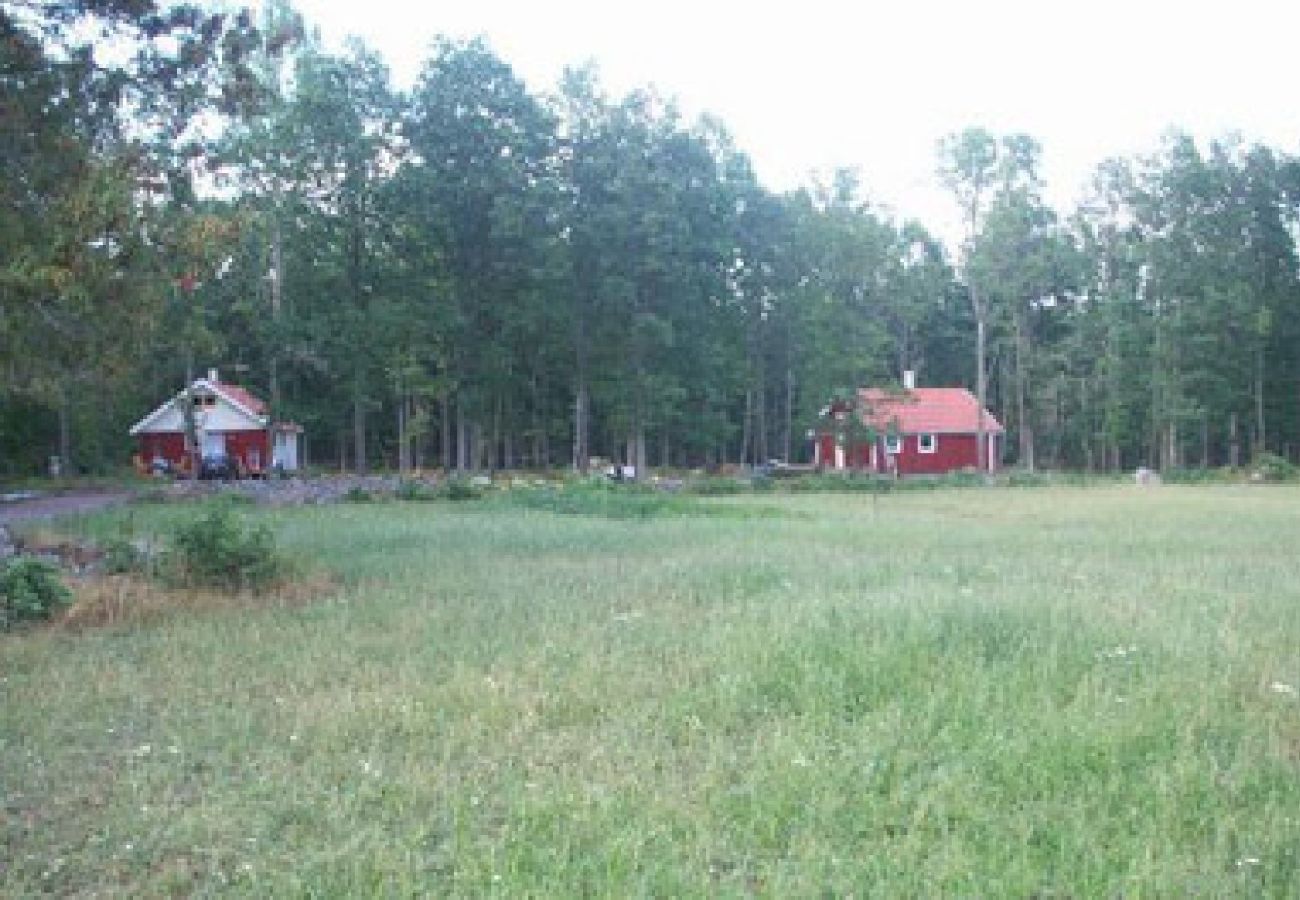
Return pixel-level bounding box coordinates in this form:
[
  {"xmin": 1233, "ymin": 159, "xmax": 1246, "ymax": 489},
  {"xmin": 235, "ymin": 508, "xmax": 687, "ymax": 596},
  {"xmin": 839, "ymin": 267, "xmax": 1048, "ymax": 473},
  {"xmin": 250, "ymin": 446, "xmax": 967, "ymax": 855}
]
[
  {"xmin": 202, "ymin": 432, "xmax": 226, "ymax": 457},
  {"xmin": 274, "ymin": 432, "xmax": 299, "ymax": 471}
]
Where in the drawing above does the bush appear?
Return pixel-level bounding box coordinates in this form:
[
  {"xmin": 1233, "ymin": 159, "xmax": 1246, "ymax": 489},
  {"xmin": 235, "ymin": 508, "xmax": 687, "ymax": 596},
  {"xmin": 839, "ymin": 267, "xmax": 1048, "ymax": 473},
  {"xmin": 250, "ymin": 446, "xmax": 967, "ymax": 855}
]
[
  {"xmin": 782, "ymin": 472, "xmax": 890, "ymax": 493},
  {"xmin": 102, "ymin": 538, "xmax": 145, "ymax": 575},
  {"xmin": 1252, "ymin": 452, "xmax": 1296, "ymax": 482},
  {"xmin": 166, "ymin": 506, "xmax": 281, "ymax": 590},
  {"xmin": 1, "ymin": 557, "xmax": 71, "ymax": 630},
  {"xmin": 342, "ymin": 486, "xmax": 374, "ymax": 503},
  {"xmin": 395, "ymin": 479, "xmax": 437, "ymax": 501},
  {"xmin": 438, "ymin": 477, "xmax": 485, "ymax": 501}
]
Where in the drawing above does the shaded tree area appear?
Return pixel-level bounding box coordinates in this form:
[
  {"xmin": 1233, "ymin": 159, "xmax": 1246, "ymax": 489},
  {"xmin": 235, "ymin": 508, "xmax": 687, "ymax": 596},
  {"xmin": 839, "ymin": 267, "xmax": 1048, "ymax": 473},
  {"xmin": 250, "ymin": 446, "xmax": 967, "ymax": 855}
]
[{"xmin": 5, "ymin": 7, "xmax": 1300, "ymax": 475}]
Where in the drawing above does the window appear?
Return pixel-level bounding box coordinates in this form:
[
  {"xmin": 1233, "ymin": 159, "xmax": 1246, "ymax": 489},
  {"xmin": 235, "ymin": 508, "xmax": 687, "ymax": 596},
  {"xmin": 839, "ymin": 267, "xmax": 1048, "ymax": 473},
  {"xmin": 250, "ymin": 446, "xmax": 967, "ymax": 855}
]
[
  {"xmin": 919, "ymin": 433, "xmax": 938, "ymax": 454},
  {"xmin": 885, "ymin": 434, "xmax": 902, "ymax": 454}
]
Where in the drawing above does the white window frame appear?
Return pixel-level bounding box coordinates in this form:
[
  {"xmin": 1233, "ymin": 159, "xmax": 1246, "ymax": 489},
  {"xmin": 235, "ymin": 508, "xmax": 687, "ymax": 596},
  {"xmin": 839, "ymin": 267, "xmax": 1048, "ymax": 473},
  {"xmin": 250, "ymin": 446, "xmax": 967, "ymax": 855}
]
[
  {"xmin": 884, "ymin": 434, "xmax": 902, "ymax": 455},
  {"xmin": 918, "ymin": 433, "xmax": 938, "ymax": 454}
]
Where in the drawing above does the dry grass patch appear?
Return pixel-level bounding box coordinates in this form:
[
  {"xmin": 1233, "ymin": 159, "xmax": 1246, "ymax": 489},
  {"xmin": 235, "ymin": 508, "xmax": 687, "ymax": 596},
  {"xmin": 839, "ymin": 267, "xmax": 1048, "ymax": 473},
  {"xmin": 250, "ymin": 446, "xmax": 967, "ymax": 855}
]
[{"xmin": 58, "ymin": 570, "xmax": 338, "ymax": 630}]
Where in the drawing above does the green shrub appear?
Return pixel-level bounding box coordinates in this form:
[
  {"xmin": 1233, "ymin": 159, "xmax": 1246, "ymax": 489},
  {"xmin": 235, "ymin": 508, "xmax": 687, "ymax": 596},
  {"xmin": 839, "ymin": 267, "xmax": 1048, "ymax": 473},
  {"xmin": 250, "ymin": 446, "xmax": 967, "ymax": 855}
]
[
  {"xmin": 1, "ymin": 557, "xmax": 71, "ymax": 630},
  {"xmin": 781, "ymin": 472, "xmax": 890, "ymax": 493},
  {"xmin": 438, "ymin": 477, "xmax": 485, "ymax": 501},
  {"xmin": 395, "ymin": 479, "xmax": 437, "ymax": 501},
  {"xmin": 102, "ymin": 538, "xmax": 145, "ymax": 575},
  {"xmin": 1252, "ymin": 452, "xmax": 1296, "ymax": 482},
  {"xmin": 342, "ymin": 486, "xmax": 374, "ymax": 503},
  {"xmin": 166, "ymin": 506, "xmax": 281, "ymax": 590}
]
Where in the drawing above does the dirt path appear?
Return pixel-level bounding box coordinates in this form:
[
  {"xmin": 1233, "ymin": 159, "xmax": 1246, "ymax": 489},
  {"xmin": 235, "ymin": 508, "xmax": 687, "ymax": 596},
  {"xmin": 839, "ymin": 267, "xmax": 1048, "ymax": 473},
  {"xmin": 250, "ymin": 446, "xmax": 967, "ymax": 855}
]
[{"xmin": 0, "ymin": 491, "xmax": 133, "ymax": 526}]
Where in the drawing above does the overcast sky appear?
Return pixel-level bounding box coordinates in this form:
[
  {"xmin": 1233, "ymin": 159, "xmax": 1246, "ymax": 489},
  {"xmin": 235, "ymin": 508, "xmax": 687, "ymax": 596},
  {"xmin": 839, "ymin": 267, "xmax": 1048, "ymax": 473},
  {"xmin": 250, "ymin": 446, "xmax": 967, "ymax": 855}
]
[{"xmin": 283, "ymin": 0, "xmax": 1299, "ymax": 245}]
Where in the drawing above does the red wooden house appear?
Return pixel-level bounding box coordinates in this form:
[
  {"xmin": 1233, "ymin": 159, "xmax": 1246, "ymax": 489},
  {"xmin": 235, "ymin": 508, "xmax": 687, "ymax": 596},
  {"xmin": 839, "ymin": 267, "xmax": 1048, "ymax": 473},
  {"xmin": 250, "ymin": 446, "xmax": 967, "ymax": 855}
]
[
  {"xmin": 129, "ymin": 369, "xmax": 302, "ymax": 476},
  {"xmin": 815, "ymin": 377, "xmax": 1003, "ymax": 475}
]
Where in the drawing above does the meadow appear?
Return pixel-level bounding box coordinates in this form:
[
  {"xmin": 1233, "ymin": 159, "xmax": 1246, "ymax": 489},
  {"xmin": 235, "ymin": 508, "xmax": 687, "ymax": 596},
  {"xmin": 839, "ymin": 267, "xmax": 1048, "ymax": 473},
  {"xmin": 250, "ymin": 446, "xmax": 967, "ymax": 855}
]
[{"xmin": 3, "ymin": 484, "xmax": 1300, "ymax": 895}]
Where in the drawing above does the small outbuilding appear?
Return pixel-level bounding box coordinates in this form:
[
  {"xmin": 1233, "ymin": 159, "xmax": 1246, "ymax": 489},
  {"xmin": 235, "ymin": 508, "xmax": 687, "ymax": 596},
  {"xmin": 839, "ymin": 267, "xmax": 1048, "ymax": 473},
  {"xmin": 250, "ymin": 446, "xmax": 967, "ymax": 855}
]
[
  {"xmin": 128, "ymin": 369, "xmax": 302, "ymax": 476},
  {"xmin": 815, "ymin": 375, "xmax": 1003, "ymax": 475}
]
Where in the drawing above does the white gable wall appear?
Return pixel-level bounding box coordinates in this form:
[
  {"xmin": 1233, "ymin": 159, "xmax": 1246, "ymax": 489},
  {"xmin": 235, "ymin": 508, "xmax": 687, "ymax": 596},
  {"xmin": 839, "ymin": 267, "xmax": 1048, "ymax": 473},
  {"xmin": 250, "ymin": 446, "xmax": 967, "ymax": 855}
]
[{"xmin": 133, "ymin": 392, "xmax": 264, "ymax": 434}]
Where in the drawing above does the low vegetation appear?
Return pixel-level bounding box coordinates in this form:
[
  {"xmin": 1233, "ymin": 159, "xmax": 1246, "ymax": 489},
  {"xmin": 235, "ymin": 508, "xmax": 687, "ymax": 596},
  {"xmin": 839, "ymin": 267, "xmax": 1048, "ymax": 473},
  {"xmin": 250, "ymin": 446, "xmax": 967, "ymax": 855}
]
[
  {"xmin": 0, "ymin": 557, "xmax": 72, "ymax": 630},
  {"xmin": 4, "ymin": 485, "xmax": 1300, "ymax": 893}
]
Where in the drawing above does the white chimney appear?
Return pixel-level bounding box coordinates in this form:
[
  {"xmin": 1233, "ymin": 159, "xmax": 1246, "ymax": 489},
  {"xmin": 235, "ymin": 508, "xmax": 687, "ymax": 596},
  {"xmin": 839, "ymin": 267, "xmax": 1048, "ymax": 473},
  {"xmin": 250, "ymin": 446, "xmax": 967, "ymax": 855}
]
[
  {"xmin": 903, "ymin": 369, "xmax": 916, "ymax": 390},
  {"xmin": 208, "ymin": 367, "xmax": 218, "ymax": 383}
]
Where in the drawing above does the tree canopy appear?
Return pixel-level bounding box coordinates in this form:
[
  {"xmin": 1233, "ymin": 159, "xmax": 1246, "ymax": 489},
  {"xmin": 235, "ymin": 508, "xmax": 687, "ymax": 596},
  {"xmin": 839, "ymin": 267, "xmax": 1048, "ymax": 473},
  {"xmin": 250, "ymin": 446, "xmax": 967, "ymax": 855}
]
[{"xmin": 5, "ymin": 5, "xmax": 1300, "ymax": 476}]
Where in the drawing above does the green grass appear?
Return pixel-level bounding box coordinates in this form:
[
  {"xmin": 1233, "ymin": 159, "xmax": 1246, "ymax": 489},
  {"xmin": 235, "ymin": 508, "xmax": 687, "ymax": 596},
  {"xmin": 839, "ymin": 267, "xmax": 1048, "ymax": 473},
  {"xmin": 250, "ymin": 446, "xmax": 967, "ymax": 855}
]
[{"xmin": 4, "ymin": 486, "xmax": 1300, "ymax": 894}]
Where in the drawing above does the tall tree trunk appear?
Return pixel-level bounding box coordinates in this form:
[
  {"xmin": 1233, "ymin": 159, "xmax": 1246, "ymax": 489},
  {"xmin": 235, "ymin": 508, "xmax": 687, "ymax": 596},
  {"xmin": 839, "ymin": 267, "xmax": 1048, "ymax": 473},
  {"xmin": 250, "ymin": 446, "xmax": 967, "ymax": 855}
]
[
  {"xmin": 440, "ymin": 394, "xmax": 452, "ymax": 472},
  {"xmin": 741, "ymin": 389, "xmax": 753, "ymax": 467},
  {"xmin": 268, "ymin": 220, "xmax": 283, "ymax": 415},
  {"xmin": 573, "ymin": 382, "xmax": 589, "ymax": 473},
  {"xmin": 633, "ymin": 430, "xmax": 647, "ymax": 476},
  {"xmin": 491, "ymin": 394, "xmax": 502, "ymax": 474},
  {"xmin": 573, "ymin": 293, "xmax": 590, "ymax": 473},
  {"xmin": 1015, "ymin": 313, "xmax": 1034, "ymax": 471},
  {"xmin": 58, "ymin": 394, "xmax": 71, "ymax": 475},
  {"xmin": 396, "ymin": 389, "xmax": 409, "ymax": 475},
  {"xmin": 352, "ymin": 371, "xmax": 367, "ymax": 474},
  {"xmin": 413, "ymin": 398, "xmax": 424, "ymax": 472},
  {"xmin": 783, "ymin": 365, "xmax": 793, "ymax": 463},
  {"xmin": 456, "ymin": 400, "xmax": 468, "ymax": 473},
  {"xmin": 975, "ymin": 302, "xmax": 988, "ymax": 472},
  {"xmin": 1229, "ymin": 412, "xmax": 1241, "ymax": 468},
  {"xmin": 1255, "ymin": 347, "xmax": 1266, "ymax": 458}
]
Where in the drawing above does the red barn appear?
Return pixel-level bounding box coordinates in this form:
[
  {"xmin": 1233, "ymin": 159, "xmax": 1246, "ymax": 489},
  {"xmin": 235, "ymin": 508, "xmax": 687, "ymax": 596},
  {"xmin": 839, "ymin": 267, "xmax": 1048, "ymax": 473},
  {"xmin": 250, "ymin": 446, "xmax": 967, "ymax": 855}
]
[
  {"xmin": 815, "ymin": 379, "xmax": 1003, "ymax": 475},
  {"xmin": 128, "ymin": 369, "xmax": 302, "ymax": 476}
]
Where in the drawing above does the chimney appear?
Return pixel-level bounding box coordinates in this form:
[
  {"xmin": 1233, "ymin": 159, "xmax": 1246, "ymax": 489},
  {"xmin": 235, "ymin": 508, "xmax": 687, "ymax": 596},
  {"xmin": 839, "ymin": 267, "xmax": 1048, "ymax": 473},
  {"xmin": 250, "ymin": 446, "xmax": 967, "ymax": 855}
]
[
  {"xmin": 207, "ymin": 367, "xmax": 218, "ymax": 383},
  {"xmin": 902, "ymin": 370, "xmax": 916, "ymax": 390}
]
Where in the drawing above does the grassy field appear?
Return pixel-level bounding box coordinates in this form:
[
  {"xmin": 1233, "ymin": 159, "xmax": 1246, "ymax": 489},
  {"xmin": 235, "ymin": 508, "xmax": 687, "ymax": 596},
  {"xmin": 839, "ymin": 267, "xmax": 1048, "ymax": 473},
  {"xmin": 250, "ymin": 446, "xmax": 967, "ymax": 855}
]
[{"xmin": 4, "ymin": 485, "xmax": 1300, "ymax": 895}]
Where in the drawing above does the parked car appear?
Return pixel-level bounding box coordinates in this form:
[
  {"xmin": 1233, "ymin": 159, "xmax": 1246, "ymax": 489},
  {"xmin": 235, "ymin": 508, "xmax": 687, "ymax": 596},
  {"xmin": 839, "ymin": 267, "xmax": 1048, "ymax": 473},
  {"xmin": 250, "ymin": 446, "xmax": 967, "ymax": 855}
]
[{"xmin": 199, "ymin": 453, "xmax": 240, "ymax": 480}]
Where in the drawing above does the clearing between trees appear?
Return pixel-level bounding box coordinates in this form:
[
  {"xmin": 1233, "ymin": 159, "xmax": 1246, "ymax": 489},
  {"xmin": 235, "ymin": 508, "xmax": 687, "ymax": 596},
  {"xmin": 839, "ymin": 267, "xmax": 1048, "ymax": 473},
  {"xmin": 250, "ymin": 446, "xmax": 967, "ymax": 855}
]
[{"xmin": 3, "ymin": 485, "xmax": 1299, "ymax": 894}]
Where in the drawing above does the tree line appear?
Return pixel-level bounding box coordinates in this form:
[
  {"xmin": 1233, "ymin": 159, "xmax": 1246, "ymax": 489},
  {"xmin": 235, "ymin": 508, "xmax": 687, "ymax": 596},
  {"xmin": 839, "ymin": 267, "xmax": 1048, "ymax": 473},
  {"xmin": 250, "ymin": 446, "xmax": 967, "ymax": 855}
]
[{"xmin": 5, "ymin": 1, "xmax": 1300, "ymax": 476}]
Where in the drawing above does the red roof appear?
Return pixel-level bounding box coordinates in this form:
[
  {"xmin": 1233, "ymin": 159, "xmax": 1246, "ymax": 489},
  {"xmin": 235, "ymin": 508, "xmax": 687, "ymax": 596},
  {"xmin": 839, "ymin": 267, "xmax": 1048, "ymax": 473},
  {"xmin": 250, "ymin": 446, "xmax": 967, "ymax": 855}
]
[
  {"xmin": 857, "ymin": 387, "xmax": 1003, "ymax": 435},
  {"xmin": 214, "ymin": 382, "xmax": 267, "ymax": 416}
]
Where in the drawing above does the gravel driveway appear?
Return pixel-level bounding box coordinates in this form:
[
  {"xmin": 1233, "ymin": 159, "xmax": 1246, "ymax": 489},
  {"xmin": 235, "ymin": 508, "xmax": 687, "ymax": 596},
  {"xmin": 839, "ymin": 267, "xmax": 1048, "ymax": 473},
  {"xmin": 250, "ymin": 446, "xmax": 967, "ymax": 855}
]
[{"xmin": 0, "ymin": 491, "xmax": 133, "ymax": 525}]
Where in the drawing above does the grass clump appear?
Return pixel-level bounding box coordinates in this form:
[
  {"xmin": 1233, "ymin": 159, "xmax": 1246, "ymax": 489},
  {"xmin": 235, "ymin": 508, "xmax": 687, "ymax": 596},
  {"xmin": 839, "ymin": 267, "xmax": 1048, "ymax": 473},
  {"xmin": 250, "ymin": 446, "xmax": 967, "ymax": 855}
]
[
  {"xmin": 683, "ymin": 477, "xmax": 750, "ymax": 496},
  {"xmin": 165, "ymin": 505, "xmax": 281, "ymax": 590},
  {"xmin": 505, "ymin": 480, "xmax": 698, "ymax": 519},
  {"xmin": 0, "ymin": 557, "xmax": 71, "ymax": 629}
]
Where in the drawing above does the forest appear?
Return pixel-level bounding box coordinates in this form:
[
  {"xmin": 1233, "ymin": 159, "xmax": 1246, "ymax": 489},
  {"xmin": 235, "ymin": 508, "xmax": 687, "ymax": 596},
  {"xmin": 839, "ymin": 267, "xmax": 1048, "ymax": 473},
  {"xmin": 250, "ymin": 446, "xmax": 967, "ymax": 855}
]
[{"xmin": 5, "ymin": 0, "xmax": 1300, "ymax": 476}]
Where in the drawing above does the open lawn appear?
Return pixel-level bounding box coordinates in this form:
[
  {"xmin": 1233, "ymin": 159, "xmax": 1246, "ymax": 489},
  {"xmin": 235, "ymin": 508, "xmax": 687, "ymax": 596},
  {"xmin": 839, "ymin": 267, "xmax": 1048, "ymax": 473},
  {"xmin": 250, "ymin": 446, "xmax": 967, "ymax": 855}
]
[{"xmin": 4, "ymin": 485, "xmax": 1300, "ymax": 894}]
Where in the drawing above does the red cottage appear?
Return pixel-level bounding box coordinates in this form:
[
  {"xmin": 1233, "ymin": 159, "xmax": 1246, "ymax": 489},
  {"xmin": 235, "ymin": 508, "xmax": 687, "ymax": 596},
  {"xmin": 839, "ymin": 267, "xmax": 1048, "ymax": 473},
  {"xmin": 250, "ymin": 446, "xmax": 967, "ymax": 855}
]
[
  {"xmin": 128, "ymin": 369, "xmax": 303, "ymax": 476},
  {"xmin": 815, "ymin": 378, "xmax": 1003, "ymax": 475}
]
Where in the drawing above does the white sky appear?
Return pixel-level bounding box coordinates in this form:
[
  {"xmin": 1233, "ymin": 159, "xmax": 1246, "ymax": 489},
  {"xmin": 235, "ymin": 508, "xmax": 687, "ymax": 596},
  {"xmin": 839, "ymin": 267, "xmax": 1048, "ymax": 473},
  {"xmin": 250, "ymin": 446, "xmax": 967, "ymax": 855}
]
[{"xmin": 284, "ymin": 0, "xmax": 1300, "ymax": 247}]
